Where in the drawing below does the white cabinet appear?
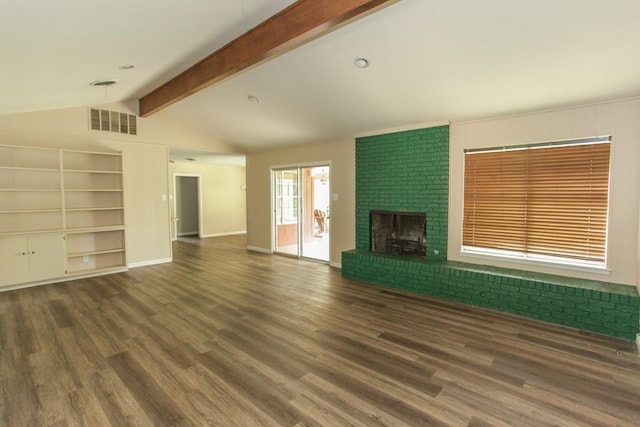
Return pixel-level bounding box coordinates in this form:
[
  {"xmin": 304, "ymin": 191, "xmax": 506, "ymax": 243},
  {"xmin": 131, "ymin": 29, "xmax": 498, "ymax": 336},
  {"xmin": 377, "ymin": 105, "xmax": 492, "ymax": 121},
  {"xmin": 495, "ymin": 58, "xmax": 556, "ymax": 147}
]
[
  {"xmin": 0, "ymin": 145, "xmax": 126, "ymax": 289},
  {"xmin": 0, "ymin": 236, "xmax": 29, "ymax": 285},
  {"xmin": 0, "ymin": 234, "xmax": 66, "ymax": 287}
]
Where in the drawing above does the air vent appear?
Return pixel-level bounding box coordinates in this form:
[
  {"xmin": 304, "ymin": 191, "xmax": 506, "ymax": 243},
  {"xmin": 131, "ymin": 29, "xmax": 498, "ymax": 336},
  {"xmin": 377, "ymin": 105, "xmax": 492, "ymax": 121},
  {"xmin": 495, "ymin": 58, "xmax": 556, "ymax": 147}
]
[{"xmin": 89, "ymin": 108, "xmax": 137, "ymax": 135}]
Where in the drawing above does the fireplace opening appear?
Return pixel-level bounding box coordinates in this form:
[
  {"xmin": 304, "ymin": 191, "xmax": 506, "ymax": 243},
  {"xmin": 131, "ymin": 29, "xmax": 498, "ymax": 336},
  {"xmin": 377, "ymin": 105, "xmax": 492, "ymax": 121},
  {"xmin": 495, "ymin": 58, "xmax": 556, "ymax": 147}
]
[{"xmin": 370, "ymin": 210, "xmax": 426, "ymax": 257}]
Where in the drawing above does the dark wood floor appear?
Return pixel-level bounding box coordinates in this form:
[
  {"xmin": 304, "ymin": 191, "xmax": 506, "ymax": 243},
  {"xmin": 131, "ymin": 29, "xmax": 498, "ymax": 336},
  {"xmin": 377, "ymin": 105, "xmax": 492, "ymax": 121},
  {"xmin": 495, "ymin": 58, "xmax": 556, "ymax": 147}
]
[{"xmin": 1, "ymin": 235, "xmax": 639, "ymax": 426}]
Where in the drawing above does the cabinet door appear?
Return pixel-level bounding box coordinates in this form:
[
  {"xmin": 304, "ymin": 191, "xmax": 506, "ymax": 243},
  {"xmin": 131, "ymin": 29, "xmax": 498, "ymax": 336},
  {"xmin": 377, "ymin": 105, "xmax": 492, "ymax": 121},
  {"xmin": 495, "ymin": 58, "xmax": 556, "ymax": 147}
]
[
  {"xmin": 27, "ymin": 234, "xmax": 66, "ymax": 282},
  {"xmin": 0, "ymin": 237, "xmax": 29, "ymax": 286}
]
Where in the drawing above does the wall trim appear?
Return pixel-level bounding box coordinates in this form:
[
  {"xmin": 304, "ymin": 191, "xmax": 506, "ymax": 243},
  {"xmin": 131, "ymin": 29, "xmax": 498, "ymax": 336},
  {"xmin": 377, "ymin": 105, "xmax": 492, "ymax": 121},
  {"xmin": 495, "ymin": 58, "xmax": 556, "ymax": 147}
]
[
  {"xmin": 247, "ymin": 246, "xmax": 272, "ymax": 254},
  {"xmin": 329, "ymin": 261, "xmax": 342, "ymax": 269},
  {"xmin": 355, "ymin": 120, "xmax": 450, "ymax": 139},
  {"xmin": 201, "ymin": 230, "xmax": 247, "ymax": 238},
  {"xmin": 128, "ymin": 258, "xmax": 172, "ymax": 268},
  {"xmin": 0, "ymin": 268, "xmax": 129, "ymax": 293}
]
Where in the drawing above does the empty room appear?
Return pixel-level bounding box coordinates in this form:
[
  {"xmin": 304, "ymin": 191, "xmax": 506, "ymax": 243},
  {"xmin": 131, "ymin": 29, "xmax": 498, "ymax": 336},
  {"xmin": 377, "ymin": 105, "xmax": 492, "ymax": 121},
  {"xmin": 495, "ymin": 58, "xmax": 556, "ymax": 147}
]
[{"xmin": 1, "ymin": 1, "xmax": 640, "ymax": 425}]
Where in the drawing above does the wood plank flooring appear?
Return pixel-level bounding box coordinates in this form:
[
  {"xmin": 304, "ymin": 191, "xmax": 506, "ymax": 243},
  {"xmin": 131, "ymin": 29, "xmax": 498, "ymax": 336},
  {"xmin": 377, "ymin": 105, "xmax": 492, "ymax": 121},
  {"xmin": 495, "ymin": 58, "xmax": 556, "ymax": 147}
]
[{"xmin": 1, "ymin": 235, "xmax": 639, "ymax": 426}]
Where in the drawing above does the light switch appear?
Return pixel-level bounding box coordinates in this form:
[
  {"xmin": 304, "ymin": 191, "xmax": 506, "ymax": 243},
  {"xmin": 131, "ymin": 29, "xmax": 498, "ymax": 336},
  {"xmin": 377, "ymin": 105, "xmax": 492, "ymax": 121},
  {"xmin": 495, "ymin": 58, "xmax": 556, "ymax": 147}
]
[{"xmin": 332, "ymin": 193, "xmax": 339, "ymax": 201}]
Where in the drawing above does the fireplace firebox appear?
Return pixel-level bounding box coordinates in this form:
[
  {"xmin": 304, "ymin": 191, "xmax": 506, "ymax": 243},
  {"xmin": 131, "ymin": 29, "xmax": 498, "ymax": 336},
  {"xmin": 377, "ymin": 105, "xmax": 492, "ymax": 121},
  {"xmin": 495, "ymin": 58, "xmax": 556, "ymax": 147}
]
[{"xmin": 370, "ymin": 210, "xmax": 426, "ymax": 257}]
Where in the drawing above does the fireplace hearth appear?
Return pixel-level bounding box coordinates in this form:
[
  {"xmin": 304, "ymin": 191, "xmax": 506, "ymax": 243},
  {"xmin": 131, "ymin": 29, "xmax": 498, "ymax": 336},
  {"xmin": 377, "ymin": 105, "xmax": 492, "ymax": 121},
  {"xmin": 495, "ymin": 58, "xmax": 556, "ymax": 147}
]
[{"xmin": 370, "ymin": 210, "xmax": 426, "ymax": 257}]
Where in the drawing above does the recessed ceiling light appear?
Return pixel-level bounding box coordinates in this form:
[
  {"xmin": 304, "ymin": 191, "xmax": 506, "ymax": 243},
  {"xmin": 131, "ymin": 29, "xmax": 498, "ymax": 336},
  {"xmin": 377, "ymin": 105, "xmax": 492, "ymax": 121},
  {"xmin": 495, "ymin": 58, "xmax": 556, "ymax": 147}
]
[
  {"xmin": 247, "ymin": 95, "xmax": 259, "ymax": 103},
  {"xmin": 354, "ymin": 58, "xmax": 369, "ymax": 69},
  {"xmin": 89, "ymin": 79, "xmax": 118, "ymax": 87},
  {"xmin": 118, "ymin": 64, "xmax": 135, "ymax": 70}
]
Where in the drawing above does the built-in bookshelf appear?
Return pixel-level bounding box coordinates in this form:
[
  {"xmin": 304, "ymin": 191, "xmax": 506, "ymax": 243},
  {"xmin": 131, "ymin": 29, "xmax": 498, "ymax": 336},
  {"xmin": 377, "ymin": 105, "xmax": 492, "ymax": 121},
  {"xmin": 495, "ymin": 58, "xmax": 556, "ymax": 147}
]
[
  {"xmin": 0, "ymin": 144, "xmax": 126, "ymax": 288},
  {"xmin": 0, "ymin": 145, "xmax": 63, "ymax": 235},
  {"xmin": 61, "ymin": 150, "xmax": 126, "ymax": 277}
]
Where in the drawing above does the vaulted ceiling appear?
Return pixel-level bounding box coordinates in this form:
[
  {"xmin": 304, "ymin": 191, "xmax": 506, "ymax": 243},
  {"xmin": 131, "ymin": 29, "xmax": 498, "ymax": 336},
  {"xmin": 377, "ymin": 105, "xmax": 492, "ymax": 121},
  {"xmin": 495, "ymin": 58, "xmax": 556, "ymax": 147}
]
[{"xmin": 2, "ymin": 0, "xmax": 640, "ymax": 153}]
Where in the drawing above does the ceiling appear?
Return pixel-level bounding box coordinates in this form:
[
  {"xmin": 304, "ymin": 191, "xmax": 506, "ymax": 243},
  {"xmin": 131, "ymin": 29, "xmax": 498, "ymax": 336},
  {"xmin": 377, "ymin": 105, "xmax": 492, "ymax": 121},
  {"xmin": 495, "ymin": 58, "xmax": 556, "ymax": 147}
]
[
  {"xmin": 2, "ymin": 0, "xmax": 640, "ymax": 155},
  {"xmin": 169, "ymin": 148, "xmax": 246, "ymax": 167}
]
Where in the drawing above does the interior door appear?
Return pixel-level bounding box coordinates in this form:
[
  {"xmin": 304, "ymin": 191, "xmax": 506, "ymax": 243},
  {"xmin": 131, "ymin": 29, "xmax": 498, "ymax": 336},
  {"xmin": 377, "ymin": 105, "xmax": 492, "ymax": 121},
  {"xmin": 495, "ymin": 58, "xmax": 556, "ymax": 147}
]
[{"xmin": 173, "ymin": 174, "xmax": 201, "ymax": 240}]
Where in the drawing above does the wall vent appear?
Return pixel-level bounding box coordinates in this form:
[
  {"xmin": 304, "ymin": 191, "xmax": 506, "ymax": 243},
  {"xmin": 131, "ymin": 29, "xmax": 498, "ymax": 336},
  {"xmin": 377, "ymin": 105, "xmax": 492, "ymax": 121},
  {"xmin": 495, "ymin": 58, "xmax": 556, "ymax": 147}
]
[{"xmin": 89, "ymin": 108, "xmax": 137, "ymax": 135}]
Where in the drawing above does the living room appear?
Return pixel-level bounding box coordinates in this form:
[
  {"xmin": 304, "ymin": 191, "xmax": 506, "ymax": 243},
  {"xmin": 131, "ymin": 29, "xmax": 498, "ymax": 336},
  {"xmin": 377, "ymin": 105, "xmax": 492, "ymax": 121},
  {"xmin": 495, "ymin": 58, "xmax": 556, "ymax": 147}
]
[{"xmin": 1, "ymin": 1, "xmax": 640, "ymax": 424}]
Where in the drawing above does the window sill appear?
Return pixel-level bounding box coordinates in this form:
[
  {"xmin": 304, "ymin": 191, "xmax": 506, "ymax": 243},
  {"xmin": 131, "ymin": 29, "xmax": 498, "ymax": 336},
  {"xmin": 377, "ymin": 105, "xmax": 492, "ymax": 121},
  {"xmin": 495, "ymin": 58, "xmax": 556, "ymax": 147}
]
[{"xmin": 459, "ymin": 249, "xmax": 611, "ymax": 277}]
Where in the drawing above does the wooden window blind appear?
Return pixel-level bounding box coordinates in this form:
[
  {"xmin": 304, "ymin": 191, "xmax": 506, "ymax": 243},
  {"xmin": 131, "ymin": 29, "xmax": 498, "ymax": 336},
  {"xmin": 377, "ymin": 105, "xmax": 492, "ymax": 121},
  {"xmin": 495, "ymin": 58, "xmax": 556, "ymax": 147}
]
[{"xmin": 463, "ymin": 139, "xmax": 611, "ymax": 265}]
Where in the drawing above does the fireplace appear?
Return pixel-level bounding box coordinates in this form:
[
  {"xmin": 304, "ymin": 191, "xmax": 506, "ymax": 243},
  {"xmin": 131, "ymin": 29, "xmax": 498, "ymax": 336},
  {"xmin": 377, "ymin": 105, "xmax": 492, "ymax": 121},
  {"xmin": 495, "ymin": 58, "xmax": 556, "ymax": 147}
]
[{"xmin": 370, "ymin": 210, "xmax": 426, "ymax": 257}]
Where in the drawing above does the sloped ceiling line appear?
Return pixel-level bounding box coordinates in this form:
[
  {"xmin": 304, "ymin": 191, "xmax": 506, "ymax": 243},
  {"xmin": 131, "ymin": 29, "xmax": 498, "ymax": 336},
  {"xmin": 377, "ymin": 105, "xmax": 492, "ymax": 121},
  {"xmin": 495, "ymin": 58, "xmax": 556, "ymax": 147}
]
[{"xmin": 139, "ymin": 0, "xmax": 399, "ymax": 117}]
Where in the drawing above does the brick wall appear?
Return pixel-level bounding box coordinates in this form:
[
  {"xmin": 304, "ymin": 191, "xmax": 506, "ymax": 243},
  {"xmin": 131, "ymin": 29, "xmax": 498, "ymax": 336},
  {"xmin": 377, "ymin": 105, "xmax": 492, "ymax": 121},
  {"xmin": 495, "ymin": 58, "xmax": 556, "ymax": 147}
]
[
  {"xmin": 343, "ymin": 251, "xmax": 640, "ymax": 340},
  {"xmin": 343, "ymin": 124, "xmax": 640, "ymax": 340},
  {"xmin": 355, "ymin": 125, "xmax": 449, "ymax": 259}
]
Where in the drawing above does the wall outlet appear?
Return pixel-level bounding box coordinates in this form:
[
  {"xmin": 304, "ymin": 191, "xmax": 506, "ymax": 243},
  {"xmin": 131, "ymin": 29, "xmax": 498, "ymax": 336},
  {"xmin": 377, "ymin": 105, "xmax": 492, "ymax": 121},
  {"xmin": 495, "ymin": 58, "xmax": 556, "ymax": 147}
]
[{"xmin": 83, "ymin": 255, "xmax": 89, "ymax": 263}]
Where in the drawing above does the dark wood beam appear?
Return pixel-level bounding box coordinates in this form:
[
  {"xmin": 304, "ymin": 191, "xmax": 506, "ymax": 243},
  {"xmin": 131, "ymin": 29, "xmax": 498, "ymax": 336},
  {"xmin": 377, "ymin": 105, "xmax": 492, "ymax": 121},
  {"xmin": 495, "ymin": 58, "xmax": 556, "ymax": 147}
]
[{"xmin": 139, "ymin": 0, "xmax": 399, "ymax": 117}]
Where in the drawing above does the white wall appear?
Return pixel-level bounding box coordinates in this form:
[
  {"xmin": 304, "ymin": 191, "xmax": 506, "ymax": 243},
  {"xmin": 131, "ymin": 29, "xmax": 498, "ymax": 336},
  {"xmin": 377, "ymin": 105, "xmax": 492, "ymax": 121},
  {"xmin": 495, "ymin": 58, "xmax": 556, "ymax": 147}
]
[
  {"xmin": 0, "ymin": 102, "xmax": 241, "ymax": 267},
  {"xmin": 6, "ymin": 97, "xmax": 636, "ymax": 286},
  {"xmin": 449, "ymin": 98, "xmax": 640, "ymax": 286},
  {"xmin": 246, "ymin": 139, "xmax": 355, "ymax": 267},
  {"xmin": 169, "ymin": 161, "xmax": 247, "ymax": 239}
]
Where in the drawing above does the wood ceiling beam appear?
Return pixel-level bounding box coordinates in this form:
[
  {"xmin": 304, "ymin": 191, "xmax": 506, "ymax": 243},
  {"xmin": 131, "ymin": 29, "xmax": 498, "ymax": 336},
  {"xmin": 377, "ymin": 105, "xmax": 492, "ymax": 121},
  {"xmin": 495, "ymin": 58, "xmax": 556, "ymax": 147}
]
[{"xmin": 139, "ymin": 0, "xmax": 398, "ymax": 117}]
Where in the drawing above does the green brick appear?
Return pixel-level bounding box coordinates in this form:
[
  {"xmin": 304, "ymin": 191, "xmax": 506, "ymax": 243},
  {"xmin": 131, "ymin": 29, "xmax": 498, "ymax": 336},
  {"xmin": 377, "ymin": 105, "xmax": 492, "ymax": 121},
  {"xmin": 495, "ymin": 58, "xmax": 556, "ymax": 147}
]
[
  {"xmin": 343, "ymin": 249, "xmax": 639, "ymax": 340},
  {"xmin": 355, "ymin": 126, "xmax": 449, "ymax": 257},
  {"xmin": 345, "ymin": 122, "xmax": 639, "ymax": 341}
]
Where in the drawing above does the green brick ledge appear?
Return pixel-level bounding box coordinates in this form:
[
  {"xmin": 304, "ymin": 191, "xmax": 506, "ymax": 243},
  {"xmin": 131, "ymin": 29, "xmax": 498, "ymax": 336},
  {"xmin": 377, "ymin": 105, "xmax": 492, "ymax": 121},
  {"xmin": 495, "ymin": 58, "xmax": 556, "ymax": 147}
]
[{"xmin": 342, "ymin": 250, "xmax": 640, "ymax": 340}]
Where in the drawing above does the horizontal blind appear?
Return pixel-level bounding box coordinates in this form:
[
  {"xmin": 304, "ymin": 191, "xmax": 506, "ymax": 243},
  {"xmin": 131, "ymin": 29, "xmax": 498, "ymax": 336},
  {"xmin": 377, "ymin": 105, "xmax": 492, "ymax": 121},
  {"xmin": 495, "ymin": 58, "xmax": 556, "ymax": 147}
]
[{"xmin": 463, "ymin": 141, "xmax": 611, "ymax": 263}]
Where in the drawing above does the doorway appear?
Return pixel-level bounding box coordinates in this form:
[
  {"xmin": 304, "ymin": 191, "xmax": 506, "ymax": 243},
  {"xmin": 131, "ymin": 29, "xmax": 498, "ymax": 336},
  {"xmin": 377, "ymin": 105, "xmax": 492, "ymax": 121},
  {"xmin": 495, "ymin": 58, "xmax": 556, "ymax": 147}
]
[
  {"xmin": 273, "ymin": 165, "xmax": 330, "ymax": 262},
  {"xmin": 173, "ymin": 174, "xmax": 202, "ymax": 240}
]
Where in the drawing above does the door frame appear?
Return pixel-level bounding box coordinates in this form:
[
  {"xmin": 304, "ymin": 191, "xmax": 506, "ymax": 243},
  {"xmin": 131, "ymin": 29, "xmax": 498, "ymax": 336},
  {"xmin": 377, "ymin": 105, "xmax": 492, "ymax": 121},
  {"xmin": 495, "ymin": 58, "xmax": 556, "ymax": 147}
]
[
  {"xmin": 172, "ymin": 173, "xmax": 203, "ymax": 240},
  {"xmin": 270, "ymin": 161, "xmax": 331, "ymax": 261}
]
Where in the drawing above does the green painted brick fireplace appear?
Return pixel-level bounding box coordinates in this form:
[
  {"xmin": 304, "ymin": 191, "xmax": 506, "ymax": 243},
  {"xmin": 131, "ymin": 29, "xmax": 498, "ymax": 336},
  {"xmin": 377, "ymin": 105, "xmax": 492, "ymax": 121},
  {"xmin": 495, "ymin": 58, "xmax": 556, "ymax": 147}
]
[
  {"xmin": 355, "ymin": 125, "xmax": 449, "ymax": 258},
  {"xmin": 342, "ymin": 125, "xmax": 640, "ymax": 340}
]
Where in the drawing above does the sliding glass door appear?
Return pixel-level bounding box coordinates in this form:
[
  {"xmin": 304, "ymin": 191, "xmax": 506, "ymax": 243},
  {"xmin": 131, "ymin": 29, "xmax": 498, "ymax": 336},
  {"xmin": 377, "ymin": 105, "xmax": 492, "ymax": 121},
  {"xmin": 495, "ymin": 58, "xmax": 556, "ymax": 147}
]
[
  {"xmin": 273, "ymin": 165, "xmax": 330, "ymax": 262},
  {"xmin": 274, "ymin": 168, "xmax": 299, "ymax": 256}
]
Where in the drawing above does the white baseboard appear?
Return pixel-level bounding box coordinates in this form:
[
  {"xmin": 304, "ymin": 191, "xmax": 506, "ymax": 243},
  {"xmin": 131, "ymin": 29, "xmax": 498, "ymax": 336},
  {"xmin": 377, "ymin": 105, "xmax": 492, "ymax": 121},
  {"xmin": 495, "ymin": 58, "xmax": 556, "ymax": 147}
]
[
  {"xmin": 247, "ymin": 246, "xmax": 272, "ymax": 254},
  {"xmin": 200, "ymin": 230, "xmax": 247, "ymax": 238},
  {"xmin": 245, "ymin": 246, "xmax": 340, "ymax": 266},
  {"xmin": 128, "ymin": 258, "xmax": 172, "ymax": 268},
  {"xmin": 0, "ymin": 267, "xmax": 129, "ymax": 293},
  {"xmin": 636, "ymin": 334, "xmax": 640, "ymax": 354},
  {"xmin": 177, "ymin": 231, "xmax": 198, "ymax": 237}
]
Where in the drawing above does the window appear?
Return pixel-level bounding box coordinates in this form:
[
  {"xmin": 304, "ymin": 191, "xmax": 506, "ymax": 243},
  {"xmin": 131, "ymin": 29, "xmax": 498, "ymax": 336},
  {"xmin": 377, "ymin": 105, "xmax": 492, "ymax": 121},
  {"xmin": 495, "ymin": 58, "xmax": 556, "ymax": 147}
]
[
  {"xmin": 274, "ymin": 170, "xmax": 298, "ymax": 224},
  {"xmin": 463, "ymin": 137, "xmax": 611, "ymax": 268}
]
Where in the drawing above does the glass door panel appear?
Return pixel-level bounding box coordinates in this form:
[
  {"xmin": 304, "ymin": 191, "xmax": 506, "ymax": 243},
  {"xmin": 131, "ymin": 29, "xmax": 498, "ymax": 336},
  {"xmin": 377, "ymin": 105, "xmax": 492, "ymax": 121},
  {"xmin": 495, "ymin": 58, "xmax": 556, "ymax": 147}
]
[
  {"xmin": 301, "ymin": 166, "xmax": 329, "ymax": 261},
  {"xmin": 274, "ymin": 168, "xmax": 299, "ymax": 256}
]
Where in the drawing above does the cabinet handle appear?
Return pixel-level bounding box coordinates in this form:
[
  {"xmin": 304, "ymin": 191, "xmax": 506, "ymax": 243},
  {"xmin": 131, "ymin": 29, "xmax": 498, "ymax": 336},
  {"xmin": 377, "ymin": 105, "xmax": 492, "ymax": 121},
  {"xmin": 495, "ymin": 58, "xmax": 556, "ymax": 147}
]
[
  {"xmin": 21, "ymin": 252, "xmax": 27, "ymax": 256},
  {"xmin": 31, "ymin": 251, "xmax": 36, "ymax": 254}
]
